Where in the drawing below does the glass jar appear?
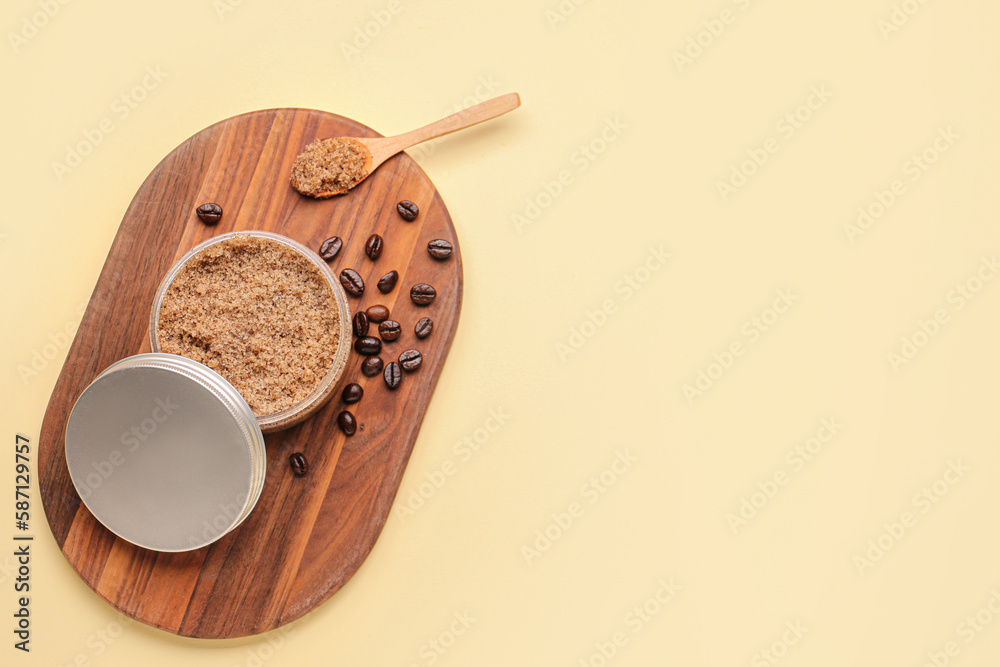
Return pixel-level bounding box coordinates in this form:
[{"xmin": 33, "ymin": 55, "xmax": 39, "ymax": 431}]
[{"xmin": 149, "ymin": 231, "xmax": 351, "ymax": 433}]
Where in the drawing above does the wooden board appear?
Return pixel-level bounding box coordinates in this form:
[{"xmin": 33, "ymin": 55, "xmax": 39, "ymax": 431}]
[{"xmin": 37, "ymin": 109, "xmax": 462, "ymax": 638}]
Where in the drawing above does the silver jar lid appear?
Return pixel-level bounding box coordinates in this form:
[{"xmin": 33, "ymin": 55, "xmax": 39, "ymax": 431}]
[{"xmin": 65, "ymin": 353, "xmax": 266, "ymax": 552}]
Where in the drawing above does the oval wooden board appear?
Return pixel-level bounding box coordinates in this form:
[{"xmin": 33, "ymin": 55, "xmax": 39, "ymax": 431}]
[{"xmin": 37, "ymin": 109, "xmax": 462, "ymax": 638}]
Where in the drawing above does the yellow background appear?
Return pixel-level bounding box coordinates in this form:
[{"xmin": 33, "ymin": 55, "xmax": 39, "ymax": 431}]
[{"xmin": 3, "ymin": 0, "xmax": 1000, "ymax": 664}]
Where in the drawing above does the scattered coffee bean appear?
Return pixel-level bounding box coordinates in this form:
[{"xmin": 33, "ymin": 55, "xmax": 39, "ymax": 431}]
[
  {"xmin": 414, "ymin": 317, "xmax": 433, "ymax": 339},
  {"xmin": 366, "ymin": 304, "xmax": 390, "ymax": 323},
  {"xmin": 340, "ymin": 269, "xmax": 365, "ymax": 296},
  {"xmin": 362, "ymin": 356, "xmax": 384, "ymax": 377},
  {"xmin": 337, "ymin": 410, "xmax": 357, "ymax": 436},
  {"xmin": 399, "ymin": 349, "xmax": 423, "ymax": 372},
  {"xmin": 354, "ymin": 336, "xmax": 382, "ymax": 355},
  {"xmin": 427, "ymin": 239, "xmax": 453, "ymax": 260},
  {"xmin": 365, "ymin": 234, "xmax": 383, "ymax": 260},
  {"xmin": 410, "ymin": 283, "xmax": 437, "ymax": 305},
  {"xmin": 377, "ymin": 270, "xmax": 398, "ymax": 294},
  {"xmin": 342, "ymin": 382, "xmax": 363, "ymax": 404},
  {"xmin": 379, "ymin": 320, "xmax": 401, "ymax": 341},
  {"xmin": 384, "ymin": 361, "xmax": 402, "ymax": 389},
  {"xmin": 352, "ymin": 311, "xmax": 370, "ymax": 337},
  {"xmin": 196, "ymin": 203, "xmax": 223, "ymax": 224},
  {"xmin": 396, "ymin": 200, "xmax": 419, "ymax": 221},
  {"xmin": 319, "ymin": 236, "xmax": 343, "ymax": 261},
  {"xmin": 289, "ymin": 452, "xmax": 308, "ymax": 476}
]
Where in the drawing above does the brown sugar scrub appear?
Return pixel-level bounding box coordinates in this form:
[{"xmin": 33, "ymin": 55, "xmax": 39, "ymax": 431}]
[
  {"xmin": 290, "ymin": 138, "xmax": 370, "ymax": 198},
  {"xmin": 151, "ymin": 232, "xmax": 351, "ymax": 432}
]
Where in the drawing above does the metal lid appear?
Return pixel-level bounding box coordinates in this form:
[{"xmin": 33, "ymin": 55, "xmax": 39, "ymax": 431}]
[{"xmin": 65, "ymin": 353, "xmax": 266, "ymax": 552}]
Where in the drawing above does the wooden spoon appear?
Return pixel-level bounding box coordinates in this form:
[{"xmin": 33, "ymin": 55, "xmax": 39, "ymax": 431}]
[{"xmin": 291, "ymin": 92, "xmax": 521, "ymax": 198}]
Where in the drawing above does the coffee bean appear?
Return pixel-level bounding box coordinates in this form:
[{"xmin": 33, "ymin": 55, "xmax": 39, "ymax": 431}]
[
  {"xmin": 365, "ymin": 234, "xmax": 383, "ymax": 260},
  {"xmin": 362, "ymin": 356, "xmax": 384, "ymax": 377},
  {"xmin": 377, "ymin": 270, "xmax": 398, "ymax": 294},
  {"xmin": 366, "ymin": 304, "xmax": 390, "ymax": 323},
  {"xmin": 337, "ymin": 410, "xmax": 357, "ymax": 436},
  {"xmin": 354, "ymin": 336, "xmax": 382, "ymax": 355},
  {"xmin": 383, "ymin": 361, "xmax": 402, "ymax": 389},
  {"xmin": 427, "ymin": 239, "xmax": 453, "ymax": 260},
  {"xmin": 342, "ymin": 382, "xmax": 363, "ymax": 404},
  {"xmin": 379, "ymin": 320, "xmax": 401, "ymax": 341},
  {"xmin": 319, "ymin": 236, "xmax": 343, "ymax": 261},
  {"xmin": 396, "ymin": 200, "xmax": 419, "ymax": 221},
  {"xmin": 196, "ymin": 203, "xmax": 222, "ymax": 224},
  {"xmin": 289, "ymin": 452, "xmax": 308, "ymax": 476},
  {"xmin": 399, "ymin": 349, "xmax": 423, "ymax": 372},
  {"xmin": 340, "ymin": 269, "xmax": 364, "ymax": 296},
  {"xmin": 352, "ymin": 311, "xmax": 369, "ymax": 337},
  {"xmin": 414, "ymin": 317, "xmax": 433, "ymax": 339},
  {"xmin": 410, "ymin": 283, "xmax": 437, "ymax": 305}
]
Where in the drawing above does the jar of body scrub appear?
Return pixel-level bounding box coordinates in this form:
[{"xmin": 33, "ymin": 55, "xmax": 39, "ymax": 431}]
[{"xmin": 149, "ymin": 231, "xmax": 351, "ymax": 433}]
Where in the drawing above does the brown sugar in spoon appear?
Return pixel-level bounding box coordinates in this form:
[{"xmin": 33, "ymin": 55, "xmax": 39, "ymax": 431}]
[{"xmin": 290, "ymin": 92, "xmax": 521, "ymax": 198}]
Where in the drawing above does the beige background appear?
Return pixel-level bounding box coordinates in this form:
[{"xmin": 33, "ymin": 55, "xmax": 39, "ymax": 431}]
[{"xmin": 3, "ymin": 0, "xmax": 1000, "ymax": 665}]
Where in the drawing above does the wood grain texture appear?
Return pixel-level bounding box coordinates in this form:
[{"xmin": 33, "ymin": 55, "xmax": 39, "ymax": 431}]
[{"xmin": 37, "ymin": 109, "xmax": 463, "ymax": 638}]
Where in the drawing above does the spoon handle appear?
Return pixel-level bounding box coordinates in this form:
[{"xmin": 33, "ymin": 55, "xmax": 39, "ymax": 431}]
[{"xmin": 371, "ymin": 93, "xmax": 520, "ymax": 163}]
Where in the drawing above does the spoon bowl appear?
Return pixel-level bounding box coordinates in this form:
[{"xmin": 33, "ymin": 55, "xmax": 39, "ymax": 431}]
[{"xmin": 291, "ymin": 92, "xmax": 521, "ymax": 198}]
